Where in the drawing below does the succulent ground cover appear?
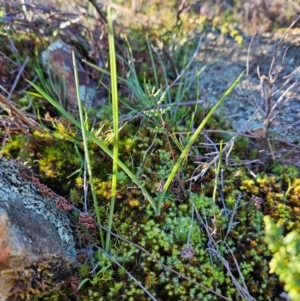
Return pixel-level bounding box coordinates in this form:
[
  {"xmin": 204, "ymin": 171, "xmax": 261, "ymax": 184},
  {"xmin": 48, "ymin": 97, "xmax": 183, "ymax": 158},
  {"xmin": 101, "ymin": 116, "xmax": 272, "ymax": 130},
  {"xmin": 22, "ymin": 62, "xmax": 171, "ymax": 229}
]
[{"xmin": 0, "ymin": 1, "xmax": 300, "ymax": 301}]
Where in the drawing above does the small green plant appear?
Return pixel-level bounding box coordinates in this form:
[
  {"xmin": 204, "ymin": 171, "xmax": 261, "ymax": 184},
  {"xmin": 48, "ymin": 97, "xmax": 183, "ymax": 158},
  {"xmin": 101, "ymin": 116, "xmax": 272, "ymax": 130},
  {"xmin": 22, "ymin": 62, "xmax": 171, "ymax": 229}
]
[
  {"xmin": 264, "ymin": 215, "xmax": 300, "ymax": 301},
  {"xmin": 28, "ymin": 45, "xmax": 245, "ymax": 217}
]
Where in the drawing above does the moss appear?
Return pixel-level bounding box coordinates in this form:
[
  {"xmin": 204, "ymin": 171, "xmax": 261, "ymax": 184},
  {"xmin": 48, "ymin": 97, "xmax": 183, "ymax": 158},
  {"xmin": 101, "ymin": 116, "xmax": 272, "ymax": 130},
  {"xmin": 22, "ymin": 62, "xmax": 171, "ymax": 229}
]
[
  {"xmin": 4, "ymin": 117, "xmax": 300, "ymax": 300},
  {"xmin": 7, "ymin": 256, "xmax": 73, "ymax": 301},
  {"xmin": 1, "ymin": 134, "xmax": 27, "ymax": 158},
  {"xmin": 75, "ymin": 170, "xmax": 287, "ymax": 300}
]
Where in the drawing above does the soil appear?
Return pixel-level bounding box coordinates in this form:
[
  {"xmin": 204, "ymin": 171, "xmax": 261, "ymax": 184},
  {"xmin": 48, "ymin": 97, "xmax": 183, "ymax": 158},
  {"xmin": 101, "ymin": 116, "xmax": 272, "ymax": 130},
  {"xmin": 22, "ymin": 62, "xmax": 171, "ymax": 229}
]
[{"xmin": 189, "ymin": 29, "xmax": 300, "ymax": 143}]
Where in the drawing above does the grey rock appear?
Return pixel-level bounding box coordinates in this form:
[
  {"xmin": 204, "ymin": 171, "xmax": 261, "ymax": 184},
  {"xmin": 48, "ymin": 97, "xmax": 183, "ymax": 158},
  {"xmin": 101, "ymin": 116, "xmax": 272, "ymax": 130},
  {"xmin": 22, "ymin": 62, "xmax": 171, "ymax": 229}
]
[{"xmin": 0, "ymin": 158, "xmax": 76, "ymax": 300}]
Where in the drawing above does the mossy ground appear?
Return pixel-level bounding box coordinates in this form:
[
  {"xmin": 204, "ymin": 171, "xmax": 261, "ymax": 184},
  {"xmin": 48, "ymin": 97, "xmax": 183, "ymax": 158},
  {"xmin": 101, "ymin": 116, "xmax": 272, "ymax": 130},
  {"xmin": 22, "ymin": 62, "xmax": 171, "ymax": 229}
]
[
  {"xmin": 1, "ymin": 1, "xmax": 300, "ymax": 301},
  {"xmin": 3, "ymin": 106, "xmax": 300, "ymax": 300}
]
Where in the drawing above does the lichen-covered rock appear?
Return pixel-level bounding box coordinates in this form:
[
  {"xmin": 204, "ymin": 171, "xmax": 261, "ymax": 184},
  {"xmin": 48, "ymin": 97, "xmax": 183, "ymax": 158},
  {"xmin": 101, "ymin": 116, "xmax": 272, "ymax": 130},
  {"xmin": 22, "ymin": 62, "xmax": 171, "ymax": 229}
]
[{"xmin": 0, "ymin": 158, "xmax": 76, "ymax": 301}]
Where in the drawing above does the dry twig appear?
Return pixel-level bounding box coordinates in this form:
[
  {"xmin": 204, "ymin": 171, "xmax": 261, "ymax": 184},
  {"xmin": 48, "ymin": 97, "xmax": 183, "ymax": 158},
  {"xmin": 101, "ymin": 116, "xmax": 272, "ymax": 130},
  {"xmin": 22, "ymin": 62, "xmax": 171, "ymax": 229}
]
[{"xmin": 0, "ymin": 93, "xmax": 40, "ymax": 132}]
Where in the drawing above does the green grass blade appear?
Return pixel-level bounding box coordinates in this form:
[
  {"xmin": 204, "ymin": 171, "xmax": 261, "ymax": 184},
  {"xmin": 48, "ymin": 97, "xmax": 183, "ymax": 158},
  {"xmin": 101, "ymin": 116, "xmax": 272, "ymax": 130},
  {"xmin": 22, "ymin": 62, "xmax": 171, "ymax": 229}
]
[
  {"xmin": 157, "ymin": 71, "xmax": 244, "ymax": 213},
  {"xmin": 105, "ymin": 6, "xmax": 119, "ymax": 252},
  {"xmin": 27, "ymin": 81, "xmax": 158, "ymax": 214},
  {"xmin": 72, "ymin": 51, "xmax": 105, "ymax": 248},
  {"xmin": 146, "ymin": 36, "xmax": 158, "ymax": 89}
]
